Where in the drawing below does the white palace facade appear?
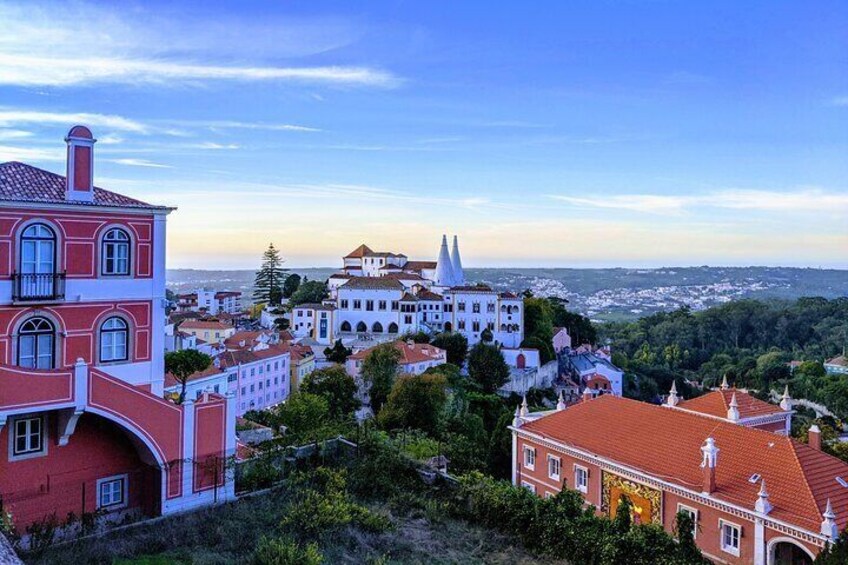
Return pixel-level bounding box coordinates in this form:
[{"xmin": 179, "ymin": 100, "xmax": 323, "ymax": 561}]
[{"xmin": 290, "ymin": 236, "xmax": 524, "ymax": 348}]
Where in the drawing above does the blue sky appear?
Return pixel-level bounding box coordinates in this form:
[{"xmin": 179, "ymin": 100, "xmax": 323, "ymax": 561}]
[{"xmin": 0, "ymin": 1, "xmax": 846, "ymax": 268}]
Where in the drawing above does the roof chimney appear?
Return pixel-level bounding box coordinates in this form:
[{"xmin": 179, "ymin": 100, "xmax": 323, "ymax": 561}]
[
  {"xmin": 808, "ymin": 424, "xmax": 822, "ymax": 451},
  {"xmin": 727, "ymin": 392, "xmax": 740, "ymax": 422},
  {"xmin": 666, "ymin": 381, "xmax": 680, "ymax": 407},
  {"xmin": 720, "ymin": 374, "xmax": 729, "ymax": 390},
  {"xmin": 65, "ymin": 125, "xmax": 96, "ymax": 202},
  {"xmin": 450, "ymin": 235, "xmax": 465, "ymax": 285},
  {"xmin": 582, "ymin": 388, "xmax": 593, "ymax": 402},
  {"xmin": 700, "ymin": 437, "xmax": 719, "ymax": 494}
]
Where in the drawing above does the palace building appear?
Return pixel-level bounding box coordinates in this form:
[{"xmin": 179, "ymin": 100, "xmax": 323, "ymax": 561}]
[
  {"xmin": 511, "ymin": 392, "xmax": 847, "ymax": 564},
  {"xmin": 0, "ymin": 127, "xmax": 236, "ymax": 535},
  {"xmin": 291, "ymin": 235, "xmax": 524, "ymax": 350}
]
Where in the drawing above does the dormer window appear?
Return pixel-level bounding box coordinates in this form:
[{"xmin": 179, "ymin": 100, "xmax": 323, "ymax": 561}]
[{"xmin": 102, "ymin": 228, "xmax": 131, "ymax": 276}]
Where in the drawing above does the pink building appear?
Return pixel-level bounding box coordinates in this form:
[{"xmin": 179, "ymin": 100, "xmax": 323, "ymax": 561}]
[{"xmin": 0, "ymin": 127, "xmax": 235, "ymax": 535}]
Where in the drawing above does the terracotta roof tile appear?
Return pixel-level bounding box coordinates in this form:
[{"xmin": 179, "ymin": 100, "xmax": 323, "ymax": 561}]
[
  {"xmin": 677, "ymin": 389, "xmax": 784, "ymax": 419},
  {"xmin": 520, "ymin": 395, "xmax": 848, "ymax": 533},
  {"xmin": 340, "ymin": 276, "xmax": 404, "ymax": 291},
  {"xmin": 0, "ymin": 161, "xmax": 167, "ymax": 210}
]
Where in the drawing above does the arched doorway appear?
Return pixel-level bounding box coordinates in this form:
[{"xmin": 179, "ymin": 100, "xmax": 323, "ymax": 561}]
[
  {"xmin": 443, "ymin": 322, "xmax": 452, "ymax": 332},
  {"xmin": 372, "ymin": 322, "xmax": 383, "ymax": 333},
  {"xmin": 340, "ymin": 321, "xmax": 352, "ymax": 332},
  {"xmin": 356, "ymin": 321, "xmax": 367, "ymax": 333},
  {"xmin": 388, "ymin": 322, "xmax": 398, "ymax": 334},
  {"xmin": 516, "ymin": 354, "xmax": 526, "ymax": 369},
  {"xmin": 769, "ymin": 539, "xmax": 814, "ymax": 565}
]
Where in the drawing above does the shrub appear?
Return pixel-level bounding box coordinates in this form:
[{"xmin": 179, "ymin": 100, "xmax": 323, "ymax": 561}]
[{"xmin": 252, "ymin": 536, "xmax": 322, "ymax": 565}]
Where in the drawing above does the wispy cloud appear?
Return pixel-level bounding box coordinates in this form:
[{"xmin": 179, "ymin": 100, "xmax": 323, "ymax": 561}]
[
  {"xmin": 548, "ymin": 188, "xmax": 848, "ymax": 215},
  {"xmin": 831, "ymin": 96, "xmax": 848, "ymax": 107},
  {"xmin": 0, "ymin": 110, "xmax": 149, "ymax": 133},
  {"xmin": 189, "ymin": 142, "xmax": 241, "ymax": 150},
  {"xmin": 108, "ymin": 158, "xmax": 173, "ymax": 169},
  {"xmin": 0, "ymin": 128, "xmax": 33, "ymax": 140},
  {"xmin": 0, "ymin": 3, "xmax": 397, "ymax": 89},
  {"xmin": 0, "ymin": 145, "xmax": 62, "ymax": 162},
  {"xmin": 0, "ymin": 55, "xmax": 398, "ymax": 88},
  {"xmin": 165, "ymin": 120, "xmax": 321, "ymax": 133}
]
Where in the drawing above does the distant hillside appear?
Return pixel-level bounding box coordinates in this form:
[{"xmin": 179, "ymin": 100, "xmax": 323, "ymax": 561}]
[{"xmin": 167, "ymin": 266, "xmax": 848, "ymax": 322}]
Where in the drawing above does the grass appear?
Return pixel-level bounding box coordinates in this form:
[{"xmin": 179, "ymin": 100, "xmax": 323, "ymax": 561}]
[{"xmin": 23, "ymin": 487, "xmax": 557, "ymax": 565}]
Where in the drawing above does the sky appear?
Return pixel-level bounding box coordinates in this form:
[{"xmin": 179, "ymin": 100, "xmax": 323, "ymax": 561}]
[{"xmin": 0, "ymin": 1, "xmax": 846, "ymax": 269}]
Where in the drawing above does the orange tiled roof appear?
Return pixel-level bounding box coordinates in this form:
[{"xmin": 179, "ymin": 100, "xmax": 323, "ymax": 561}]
[
  {"xmin": 0, "ymin": 161, "xmax": 167, "ymax": 209},
  {"xmin": 677, "ymin": 389, "xmax": 784, "ymax": 419},
  {"xmin": 344, "ymin": 244, "xmax": 374, "ymax": 258},
  {"xmin": 350, "ymin": 340, "xmax": 446, "ymax": 365},
  {"xmin": 179, "ymin": 320, "xmax": 232, "ymax": 331},
  {"xmin": 404, "ymin": 261, "xmax": 437, "ymax": 270},
  {"xmin": 520, "ymin": 395, "xmax": 848, "ymax": 533}
]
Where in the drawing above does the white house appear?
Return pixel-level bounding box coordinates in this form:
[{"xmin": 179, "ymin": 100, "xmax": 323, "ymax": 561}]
[{"xmin": 346, "ymin": 340, "xmax": 447, "ymax": 377}]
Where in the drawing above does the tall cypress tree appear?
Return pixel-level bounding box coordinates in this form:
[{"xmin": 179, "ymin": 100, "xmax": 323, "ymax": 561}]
[{"xmin": 253, "ymin": 243, "xmax": 287, "ymax": 305}]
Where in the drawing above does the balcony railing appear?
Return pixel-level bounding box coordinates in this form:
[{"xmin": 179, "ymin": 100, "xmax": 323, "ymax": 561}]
[{"xmin": 12, "ymin": 272, "xmax": 66, "ymax": 302}]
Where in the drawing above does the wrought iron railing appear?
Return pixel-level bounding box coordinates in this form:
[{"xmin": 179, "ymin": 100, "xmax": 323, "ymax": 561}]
[{"xmin": 12, "ymin": 272, "xmax": 66, "ymax": 301}]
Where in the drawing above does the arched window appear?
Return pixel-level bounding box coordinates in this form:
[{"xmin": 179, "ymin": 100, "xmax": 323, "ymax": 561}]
[
  {"xmin": 356, "ymin": 321, "xmax": 367, "ymax": 333},
  {"xmin": 340, "ymin": 321, "xmax": 352, "ymax": 332},
  {"xmin": 388, "ymin": 322, "xmax": 399, "ymax": 334},
  {"xmin": 20, "ymin": 223, "xmax": 57, "ymax": 298},
  {"xmin": 100, "ymin": 317, "xmax": 129, "ymax": 362},
  {"xmin": 18, "ymin": 317, "xmax": 55, "ymax": 369},
  {"xmin": 372, "ymin": 322, "xmax": 383, "ymax": 333},
  {"xmin": 101, "ymin": 228, "xmax": 131, "ymax": 276}
]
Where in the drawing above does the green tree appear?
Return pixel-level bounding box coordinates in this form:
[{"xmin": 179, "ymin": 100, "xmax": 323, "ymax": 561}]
[
  {"xmin": 432, "ymin": 332, "xmax": 469, "ymax": 366},
  {"xmin": 480, "ymin": 327, "xmax": 494, "ymax": 343},
  {"xmin": 323, "ymin": 339, "xmax": 352, "ymax": 364},
  {"xmin": 401, "ymin": 330, "xmax": 431, "ymax": 344},
  {"xmin": 289, "ymin": 280, "xmax": 329, "ymax": 307},
  {"xmin": 276, "ymin": 392, "xmax": 330, "ymax": 442},
  {"xmin": 253, "ymin": 243, "xmax": 287, "ymax": 305},
  {"xmin": 361, "ymin": 343, "xmax": 402, "ymax": 413},
  {"xmin": 816, "ymin": 527, "xmax": 848, "ymax": 564},
  {"xmin": 674, "ymin": 511, "xmax": 703, "ymax": 563},
  {"xmin": 300, "ymin": 365, "xmax": 359, "ymax": 419},
  {"xmin": 165, "ymin": 349, "xmax": 212, "ymax": 404},
  {"xmin": 378, "ymin": 373, "xmax": 447, "ymax": 435},
  {"xmin": 282, "ymin": 273, "xmax": 301, "ymax": 299},
  {"xmin": 467, "ymin": 342, "xmax": 510, "ymax": 393}
]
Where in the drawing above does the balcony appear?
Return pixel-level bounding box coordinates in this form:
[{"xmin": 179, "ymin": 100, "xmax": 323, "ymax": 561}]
[{"xmin": 12, "ymin": 272, "xmax": 66, "ymax": 302}]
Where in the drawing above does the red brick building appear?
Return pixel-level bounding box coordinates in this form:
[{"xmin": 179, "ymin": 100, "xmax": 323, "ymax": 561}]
[
  {"xmin": 0, "ymin": 127, "xmax": 236, "ymax": 535},
  {"xmin": 511, "ymin": 394, "xmax": 846, "ymax": 564}
]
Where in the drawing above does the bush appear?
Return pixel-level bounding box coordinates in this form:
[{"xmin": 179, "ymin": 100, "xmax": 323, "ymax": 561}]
[{"xmin": 252, "ymin": 536, "xmax": 322, "ymax": 565}]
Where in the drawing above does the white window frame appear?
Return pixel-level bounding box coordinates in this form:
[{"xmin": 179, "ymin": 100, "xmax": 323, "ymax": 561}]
[
  {"xmin": 9, "ymin": 414, "xmax": 48, "ymax": 461},
  {"xmin": 719, "ymin": 519, "xmax": 741, "ymax": 557},
  {"xmin": 547, "ymin": 454, "xmax": 561, "ymax": 481},
  {"xmin": 574, "ymin": 464, "xmax": 589, "ymax": 494},
  {"xmin": 523, "ymin": 446, "xmax": 536, "ymax": 470},
  {"xmin": 97, "ymin": 474, "xmax": 128, "ymax": 510},
  {"xmin": 521, "ymin": 481, "xmax": 535, "ymax": 494},
  {"xmin": 677, "ymin": 503, "xmax": 699, "ymax": 539}
]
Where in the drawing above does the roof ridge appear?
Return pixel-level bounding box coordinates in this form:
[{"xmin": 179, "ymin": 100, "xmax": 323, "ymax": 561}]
[{"xmin": 786, "ymin": 439, "xmax": 826, "ymax": 522}]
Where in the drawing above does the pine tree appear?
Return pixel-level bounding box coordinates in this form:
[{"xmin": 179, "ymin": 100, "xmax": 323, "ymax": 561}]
[{"xmin": 253, "ymin": 243, "xmax": 287, "ymax": 305}]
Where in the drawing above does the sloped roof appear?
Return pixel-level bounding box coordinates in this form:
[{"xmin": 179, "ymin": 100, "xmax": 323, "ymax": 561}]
[
  {"xmin": 404, "ymin": 261, "xmax": 437, "ymax": 270},
  {"xmin": 344, "ymin": 244, "xmax": 374, "ymax": 258},
  {"xmin": 350, "ymin": 340, "xmax": 446, "ymax": 365},
  {"xmin": 0, "ymin": 161, "xmax": 167, "ymax": 210},
  {"xmin": 825, "ymin": 355, "xmax": 846, "ymax": 367},
  {"xmin": 677, "ymin": 389, "xmax": 784, "ymax": 419},
  {"xmin": 179, "ymin": 320, "xmax": 233, "ymax": 331},
  {"xmin": 520, "ymin": 395, "xmax": 848, "ymax": 533}
]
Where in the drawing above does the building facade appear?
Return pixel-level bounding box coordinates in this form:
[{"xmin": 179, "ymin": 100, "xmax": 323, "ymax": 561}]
[
  {"xmin": 345, "ymin": 340, "xmax": 447, "ymax": 377},
  {"xmin": 315, "ymin": 236, "xmax": 525, "ymax": 355},
  {"xmin": 177, "ymin": 288, "xmax": 242, "ymax": 316},
  {"xmin": 511, "ymin": 394, "xmax": 845, "ymax": 564},
  {"xmin": 0, "ymin": 127, "xmax": 235, "ymax": 535}
]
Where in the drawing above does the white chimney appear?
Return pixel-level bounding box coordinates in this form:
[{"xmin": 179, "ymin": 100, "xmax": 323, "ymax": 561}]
[{"xmin": 65, "ymin": 125, "xmax": 96, "ymax": 202}]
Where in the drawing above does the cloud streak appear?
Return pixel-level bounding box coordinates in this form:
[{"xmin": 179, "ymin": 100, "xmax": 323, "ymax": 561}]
[
  {"xmin": 548, "ymin": 188, "xmax": 848, "ymax": 215},
  {"xmin": 0, "ymin": 54, "xmax": 398, "ymax": 88},
  {"xmin": 0, "ymin": 110, "xmax": 149, "ymax": 133}
]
